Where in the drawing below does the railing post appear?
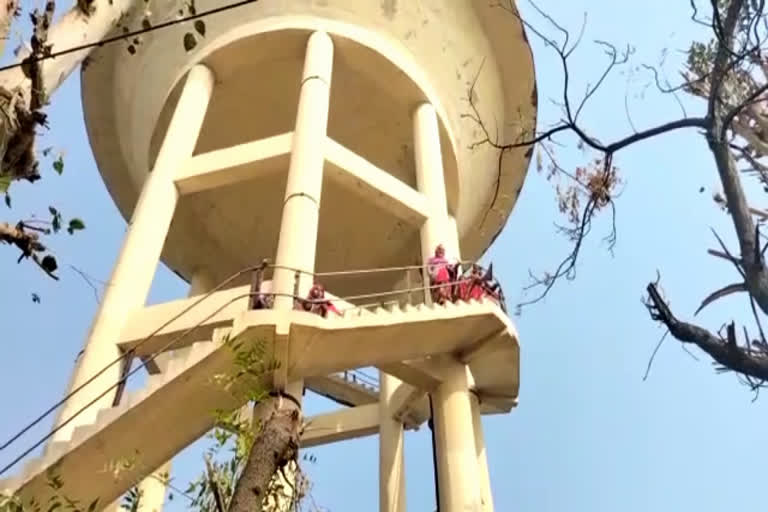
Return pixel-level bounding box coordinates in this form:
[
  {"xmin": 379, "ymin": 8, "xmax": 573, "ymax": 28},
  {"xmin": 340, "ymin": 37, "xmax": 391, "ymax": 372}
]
[
  {"xmin": 248, "ymin": 259, "xmax": 269, "ymax": 310},
  {"xmin": 111, "ymin": 349, "xmax": 133, "ymax": 407},
  {"xmin": 292, "ymin": 270, "xmax": 302, "ymax": 309},
  {"xmin": 423, "ymin": 264, "xmax": 433, "ymax": 307},
  {"xmin": 405, "ymin": 267, "xmax": 413, "ymax": 306}
]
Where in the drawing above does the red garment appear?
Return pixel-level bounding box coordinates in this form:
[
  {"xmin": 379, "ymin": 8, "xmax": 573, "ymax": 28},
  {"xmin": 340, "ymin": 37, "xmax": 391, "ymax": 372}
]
[
  {"xmin": 427, "ymin": 256, "xmax": 451, "ymax": 283},
  {"xmin": 458, "ymin": 280, "xmax": 484, "ymax": 302},
  {"xmin": 467, "ymin": 282, "xmax": 485, "ymax": 301},
  {"xmin": 427, "ymin": 256, "xmax": 454, "ymax": 304},
  {"xmin": 321, "ymin": 300, "xmax": 341, "ymax": 317},
  {"xmin": 306, "ymin": 284, "xmax": 342, "ymax": 318}
]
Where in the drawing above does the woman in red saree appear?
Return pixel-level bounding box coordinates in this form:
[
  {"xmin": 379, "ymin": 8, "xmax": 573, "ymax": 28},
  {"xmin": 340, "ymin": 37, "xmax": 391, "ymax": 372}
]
[{"xmin": 299, "ymin": 283, "xmax": 342, "ymax": 318}]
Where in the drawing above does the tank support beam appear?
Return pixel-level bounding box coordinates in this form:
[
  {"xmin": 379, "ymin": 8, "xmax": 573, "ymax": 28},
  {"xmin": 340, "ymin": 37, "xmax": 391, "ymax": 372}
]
[
  {"xmin": 272, "ymin": 30, "xmax": 334, "ymax": 307},
  {"xmin": 379, "ymin": 372, "xmax": 407, "ymax": 512},
  {"xmin": 268, "ymin": 30, "xmax": 333, "ymax": 512},
  {"xmin": 49, "ymin": 64, "xmax": 214, "ymax": 444},
  {"xmin": 412, "ymin": 102, "xmax": 494, "ymax": 512}
]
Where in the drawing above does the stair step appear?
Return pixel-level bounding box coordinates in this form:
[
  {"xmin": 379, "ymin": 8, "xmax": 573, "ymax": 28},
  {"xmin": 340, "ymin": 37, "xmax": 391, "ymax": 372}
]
[
  {"xmin": 45, "ymin": 441, "xmax": 71, "ymax": 462},
  {"xmin": 145, "ymin": 373, "xmax": 164, "ymax": 390},
  {"xmin": 211, "ymin": 327, "xmax": 232, "ymax": 344},
  {"xmin": 70, "ymin": 422, "xmax": 97, "ymax": 447},
  {"xmin": 0, "ymin": 476, "xmax": 20, "ymax": 493},
  {"xmin": 21, "ymin": 459, "xmax": 43, "ymax": 479},
  {"xmin": 169, "ymin": 346, "xmax": 193, "ymax": 367},
  {"xmin": 95, "ymin": 406, "xmax": 123, "ymax": 427},
  {"xmin": 126, "ymin": 389, "xmax": 150, "ymax": 409},
  {"xmin": 185, "ymin": 342, "xmax": 212, "ymax": 368}
]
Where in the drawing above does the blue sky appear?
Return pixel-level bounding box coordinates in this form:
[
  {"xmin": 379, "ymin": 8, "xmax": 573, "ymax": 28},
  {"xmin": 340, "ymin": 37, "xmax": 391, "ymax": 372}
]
[{"xmin": 1, "ymin": 1, "xmax": 766, "ymax": 511}]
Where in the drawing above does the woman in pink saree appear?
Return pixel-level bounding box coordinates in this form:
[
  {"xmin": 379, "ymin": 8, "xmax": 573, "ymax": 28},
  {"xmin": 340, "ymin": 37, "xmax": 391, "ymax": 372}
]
[{"xmin": 426, "ymin": 244, "xmax": 456, "ymax": 304}]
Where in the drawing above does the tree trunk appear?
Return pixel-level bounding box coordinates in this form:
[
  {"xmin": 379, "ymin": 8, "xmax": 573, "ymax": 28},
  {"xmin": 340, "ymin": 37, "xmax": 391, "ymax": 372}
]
[
  {"xmin": 227, "ymin": 398, "xmax": 302, "ymax": 512},
  {"xmin": 0, "ymin": 0, "xmax": 19, "ymax": 59}
]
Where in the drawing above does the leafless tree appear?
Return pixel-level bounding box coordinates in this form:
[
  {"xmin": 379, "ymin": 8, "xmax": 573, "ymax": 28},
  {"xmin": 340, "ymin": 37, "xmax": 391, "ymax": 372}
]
[{"xmin": 470, "ymin": 0, "xmax": 768, "ymax": 390}]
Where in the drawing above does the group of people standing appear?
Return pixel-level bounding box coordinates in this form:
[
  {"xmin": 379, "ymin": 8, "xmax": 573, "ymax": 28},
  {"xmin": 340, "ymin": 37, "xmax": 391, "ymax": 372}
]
[
  {"xmin": 426, "ymin": 244, "xmax": 504, "ymax": 310},
  {"xmin": 252, "ymin": 243, "xmax": 504, "ymax": 318}
]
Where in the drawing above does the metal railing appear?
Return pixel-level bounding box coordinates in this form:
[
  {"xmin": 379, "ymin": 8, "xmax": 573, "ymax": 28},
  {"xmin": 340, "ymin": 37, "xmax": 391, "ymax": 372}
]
[
  {"xmin": 338, "ymin": 369, "xmax": 380, "ymax": 392},
  {"xmin": 0, "ymin": 258, "xmax": 505, "ymax": 474},
  {"xmin": 247, "ymin": 259, "xmax": 507, "ymax": 317}
]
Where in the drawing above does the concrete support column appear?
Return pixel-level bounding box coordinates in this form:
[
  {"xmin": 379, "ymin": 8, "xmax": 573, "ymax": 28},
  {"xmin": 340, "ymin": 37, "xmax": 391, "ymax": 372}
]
[
  {"xmin": 470, "ymin": 394, "xmax": 494, "ymax": 512},
  {"xmin": 188, "ymin": 267, "xmax": 216, "ymax": 296},
  {"xmin": 431, "ymin": 361, "xmax": 482, "ymax": 512},
  {"xmin": 272, "ymin": 31, "xmax": 333, "ymax": 309},
  {"xmin": 135, "ymin": 461, "xmax": 171, "ymax": 512},
  {"xmin": 413, "ymin": 103, "xmax": 458, "ymax": 261},
  {"xmin": 50, "ymin": 64, "xmax": 215, "ymax": 443},
  {"xmin": 445, "ymin": 215, "xmax": 461, "ymax": 264},
  {"xmin": 379, "ymin": 372, "xmax": 406, "ymax": 512}
]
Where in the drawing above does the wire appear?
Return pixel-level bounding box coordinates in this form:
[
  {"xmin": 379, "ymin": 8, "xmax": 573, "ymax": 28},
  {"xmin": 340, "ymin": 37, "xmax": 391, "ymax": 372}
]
[
  {"xmin": 0, "ymin": 260, "xmax": 502, "ymax": 475},
  {"xmin": 0, "ymin": 265, "xmax": 260, "ymax": 453},
  {"xmin": 2, "ymin": 261, "xmax": 489, "ymax": 452},
  {"xmin": 1, "ymin": 260, "xmax": 493, "ymax": 454},
  {"xmin": 0, "ymin": 0, "xmax": 259, "ymax": 73},
  {"xmin": 428, "ymin": 394, "xmax": 441, "ymax": 512},
  {"xmin": 0, "ymin": 291, "xmax": 258, "ymax": 476}
]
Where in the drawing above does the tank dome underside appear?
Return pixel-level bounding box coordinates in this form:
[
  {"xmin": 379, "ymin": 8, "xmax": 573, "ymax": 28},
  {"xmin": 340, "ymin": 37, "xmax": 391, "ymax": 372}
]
[{"xmin": 81, "ymin": 0, "xmax": 537, "ymax": 291}]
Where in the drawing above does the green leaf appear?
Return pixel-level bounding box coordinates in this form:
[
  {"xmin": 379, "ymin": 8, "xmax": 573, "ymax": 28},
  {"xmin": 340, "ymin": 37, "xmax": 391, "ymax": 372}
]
[
  {"xmin": 194, "ymin": 20, "xmax": 206, "ymax": 37},
  {"xmin": 0, "ymin": 175, "xmax": 11, "ymax": 194},
  {"xmin": 48, "ymin": 206, "xmax": 57, "ymax": 216},
  {"xmin": 4, "ymin": 194, "xmax": 10, "ymax": 208},
  {"xmin": 183, "ymin": 32, "xmax": 197, "ymax": 52},
  {"xmin": 67, "ymin": 218, "xmax": 85, "ymax": 235},
  {"xmin": 52, "ymin": 156, "xmax": 64, "ymax": 175}
]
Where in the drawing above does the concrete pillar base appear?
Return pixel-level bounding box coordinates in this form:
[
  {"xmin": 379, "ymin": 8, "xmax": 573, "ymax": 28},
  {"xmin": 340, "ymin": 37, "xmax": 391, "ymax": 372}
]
[
  {"xmin": 431, "ymin": 361, "xmax": 482, "ymax": 512},
  {"xmin": 379, "ymin": 372, "xmax": 406, "ymax": 512}
]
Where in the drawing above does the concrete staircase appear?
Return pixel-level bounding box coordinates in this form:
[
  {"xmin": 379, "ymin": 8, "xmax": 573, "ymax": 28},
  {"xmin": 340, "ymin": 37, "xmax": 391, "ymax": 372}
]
[{"xmin": 0, "ymin": 297, "xmax": 518, "ymax": 510}]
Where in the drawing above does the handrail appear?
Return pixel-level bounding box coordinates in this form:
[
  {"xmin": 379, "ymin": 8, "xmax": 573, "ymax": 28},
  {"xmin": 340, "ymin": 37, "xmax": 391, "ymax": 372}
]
[
  {"xmin": 0, "ymin": 258, "xmax": 504, "ymax": 471},
  {"xmin": 0, "ymin": 264, "xmax": 264, "ymax": 454},
  {"xmin": 253, "ymin": 259, "xmax": 481, "ymax": 278},
  {"xmin": 340, "ymin": 369, "xmax": 379, "ymax": 390}
]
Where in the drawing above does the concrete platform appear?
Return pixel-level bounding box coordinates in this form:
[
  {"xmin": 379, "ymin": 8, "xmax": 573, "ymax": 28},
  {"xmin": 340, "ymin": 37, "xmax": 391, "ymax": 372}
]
[{"xmin": 0, "ymin": 299, "xmax": 518, "ymax": 510}]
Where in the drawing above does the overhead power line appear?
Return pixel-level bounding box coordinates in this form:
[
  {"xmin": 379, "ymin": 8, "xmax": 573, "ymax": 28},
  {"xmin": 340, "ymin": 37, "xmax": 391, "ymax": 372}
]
[{"xmin": 0, "ymin": 0, "xmax": 259, "ymax": 73}]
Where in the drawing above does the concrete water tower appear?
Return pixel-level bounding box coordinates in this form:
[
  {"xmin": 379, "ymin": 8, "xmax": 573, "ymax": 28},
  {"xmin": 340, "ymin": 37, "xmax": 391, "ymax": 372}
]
[{"xmin": 1, "ymin": 1, "xmax": 536, "ymax": 511}]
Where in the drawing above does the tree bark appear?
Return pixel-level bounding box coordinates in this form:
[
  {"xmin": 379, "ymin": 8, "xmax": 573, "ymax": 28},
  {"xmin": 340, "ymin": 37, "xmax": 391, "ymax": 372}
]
[
  {"xmin": 0, "ymin": 0, "xmax": 139, "ymax": 182},
  {"xmin": 702, "ymin": 0, "xmax": 768, "ymax": 314},
  {"xmin": 227, "ymin": 398, "xmax": 302, "ymax": 512},
  {"xmin": 647, "ymin": 282, "xmax": 768, "ymax": 381},
  {"xmin": 0, "ymin": 0, "xmax": 19, "ymax": 59}
]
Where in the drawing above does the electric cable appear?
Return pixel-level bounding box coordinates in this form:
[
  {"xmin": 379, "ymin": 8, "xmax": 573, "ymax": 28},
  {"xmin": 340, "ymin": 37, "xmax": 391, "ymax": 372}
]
[
  {"xmin": 1, "ymin": 261, "xmax": 499, "ymax": 477},
  {"xmin": 0, "ymin": 0, "xmax": 259, "ymax": 73}
]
